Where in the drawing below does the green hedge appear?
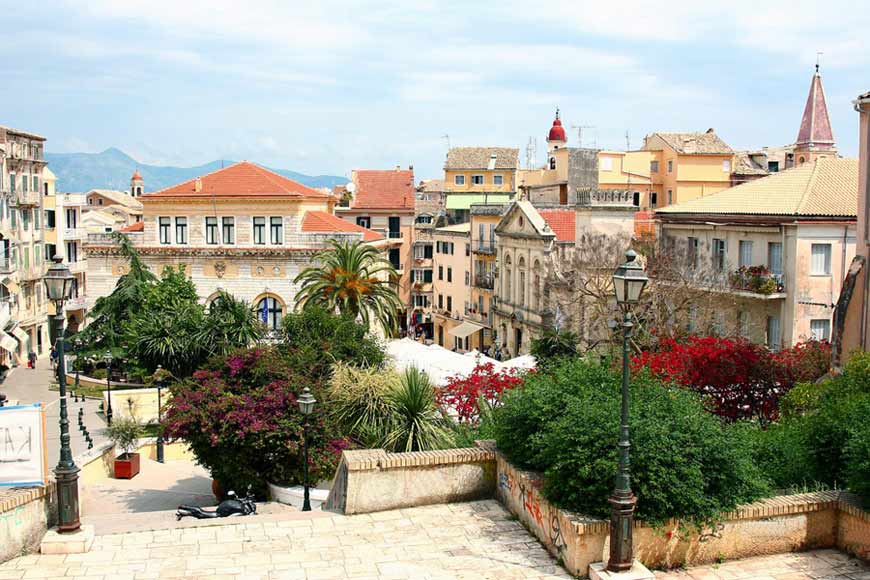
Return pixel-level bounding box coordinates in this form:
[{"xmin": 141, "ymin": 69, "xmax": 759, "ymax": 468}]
[{"xmin": 492, "ymin": 359, "xmax": 769, "ymax": 526}]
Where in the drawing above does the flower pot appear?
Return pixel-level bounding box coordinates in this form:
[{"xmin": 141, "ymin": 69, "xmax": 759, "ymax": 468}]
[
  {"xmin": 114, "ymin": 453, "xmax": 140, "ymax": 479},
  {"xmin": 267, "ymin": 482, "xmax": 330, "ymax": 510}
]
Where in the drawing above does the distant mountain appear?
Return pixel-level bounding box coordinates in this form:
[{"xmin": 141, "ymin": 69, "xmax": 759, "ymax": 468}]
[{"xmin": 45, "ymin": 148, "xmax": 347, "ymax": 193}]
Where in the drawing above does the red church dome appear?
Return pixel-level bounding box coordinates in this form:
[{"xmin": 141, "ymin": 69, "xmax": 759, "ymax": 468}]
[
  {"xmin": 548, "ymin": 109, "xmax": 566, "ymax": 142},
  {"xmin": 131, "ymin": 169, "xmax": 143, "ymax": 181}
]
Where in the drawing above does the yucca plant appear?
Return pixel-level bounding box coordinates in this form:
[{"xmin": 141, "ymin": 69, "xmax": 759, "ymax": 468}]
[
  {"xmin": 328, "ymin": 362, "xmax": 399, "ymax": 447},
  {"xmin": 383, "ymin": 367, "xmax": 454, "ymax": 452},
  {"xmin": 294, "ymin": 239, "xmax": 402, "ymax": 335}
]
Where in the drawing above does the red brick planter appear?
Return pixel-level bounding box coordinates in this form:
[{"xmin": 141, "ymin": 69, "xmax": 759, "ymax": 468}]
[{"xmin": 114, "ymin": 453, "xmax": 140, "ymax": 479}]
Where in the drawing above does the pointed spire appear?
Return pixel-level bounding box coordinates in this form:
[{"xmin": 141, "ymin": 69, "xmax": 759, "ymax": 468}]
[{"xmin": 796, "ymin": 65, "xmax": 835, "ymax": 148}]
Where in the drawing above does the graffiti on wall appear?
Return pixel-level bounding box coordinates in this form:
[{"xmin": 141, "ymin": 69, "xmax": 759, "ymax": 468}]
[{"xmin": 500, "ymin": 459, "xmax": 569, "ymax": 558}]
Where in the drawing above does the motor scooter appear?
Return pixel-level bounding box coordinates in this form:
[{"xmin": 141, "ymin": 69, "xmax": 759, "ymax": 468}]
[{"xmin": 176, "ymin": 487, "xmax": 257, "ymax": 521}]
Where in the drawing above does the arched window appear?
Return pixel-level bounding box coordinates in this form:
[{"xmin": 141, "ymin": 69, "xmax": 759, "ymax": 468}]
[
  {"xmin": 532, "ymin": 259, "xmax": 541, "ymax": 311},
  {"xmin": 549, "ymin": 157, "xmax": 556, "ymax": 170},
  {"xmin": 256, "ymin": 295, "xmax": 284, "ymax": 330},
  {"xmin": 518, "ymin": 257, "xmax": 526, "ymax": 306},
  {"xmin": 504, "ymin": 254, "xmax": 512, "ymax": 304}
]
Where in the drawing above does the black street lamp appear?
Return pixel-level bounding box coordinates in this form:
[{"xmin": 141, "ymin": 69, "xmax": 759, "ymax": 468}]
[
  {"xmin": 607, "ymin": 249, "xmax": 648, "ymax": 572},
  {"xmin": 297, "ymin": 387, "xmax": 317, "ymax": 512},
  {"xmin": 103, "ymin": 350, "xmax": 113, "ymax": 425},
  {"xmin": 43, "ymin": 255, "xmax": 80, "ymax": 533},
  {"xmin": 154, "ymin": 365, "xmax": 166, "ymax": 464}
]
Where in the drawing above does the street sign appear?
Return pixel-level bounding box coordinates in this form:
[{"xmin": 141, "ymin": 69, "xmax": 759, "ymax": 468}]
[{"xmin": 0, "ymin": 403, "xmax": 48, "ymax": 487}]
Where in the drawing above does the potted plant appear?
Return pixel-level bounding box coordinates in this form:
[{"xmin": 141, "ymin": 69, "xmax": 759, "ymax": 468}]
[{"xmin": 105, "ymin": 417, "xmax": 144, "ymax": 479}]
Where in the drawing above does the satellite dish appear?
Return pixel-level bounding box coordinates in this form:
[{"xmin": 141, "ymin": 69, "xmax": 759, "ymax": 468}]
[{"xmin": 346, "ymin": 182, "xmax": 356, "ymax": 193}]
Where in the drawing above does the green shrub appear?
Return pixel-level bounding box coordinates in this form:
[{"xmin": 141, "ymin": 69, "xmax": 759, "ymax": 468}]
[
  {"xmin": 733, "ymin": 421, "xmax": 817, "ymax": 490},
  {"xmin": 105, "ymin": 417, "xmax": 144, "ymax": 457},
  {"xmin": 383, "ymin": 367, "xmax": 454, "ymax": 452},
  {"xmin": 492, "ymin": 358, "xmax": 769, "ymax": 526},
  {"xmin": 328, "ymin": 362, "xmax": 400, "ymax": 447}
]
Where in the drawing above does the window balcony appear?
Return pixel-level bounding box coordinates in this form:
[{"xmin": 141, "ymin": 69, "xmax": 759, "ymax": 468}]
[
  {"xmin": 64, "ymin": 227, "xmax": 85, "ymax": 240},
  {"xmin": 387, "ymin": 231, "xmax": 403, "ymax": 239},
  {"xmin": 63, "ymin": 295, "xmax": 88, "ymax": 311},
  {"xmin": 67, "ymin": 260, "xmax": 87, "ymax": 274},
  {"xmin": 473, "ymin": 274, "xmax": 495, "ymax": 290},
  {"xmin": 14, "ymin": 190, "xmax": 41, "ymax": 206},
  {"xmin": 728, "ymin": 266, "xmax": 787, "ymax": 298},
  {"xmin": 0, "ymin": 257, "xmax": 14, "ymax": 274},
  {"xmin": 472, "ymin": 242, "xmax": 496, "ymax": 255}
]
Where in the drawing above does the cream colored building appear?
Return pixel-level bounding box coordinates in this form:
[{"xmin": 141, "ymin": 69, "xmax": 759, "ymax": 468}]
[
  {"xmin": 431, "ymin": 223, "xmax": 471, "ymax": 350},
  {"xmin": 85, "ymin": 162, "xmax": 386, "ymax": 329},
  {"xmin": 444, "ymin": 147, "xmax": 518, "ymax": 222},
  {"xmin": 0, "ymin": 125, "xmax": 50, "ymax": 366},
  {"xmin": 657, "ymin": 157, "xmax": 857, "ymax": 349}
]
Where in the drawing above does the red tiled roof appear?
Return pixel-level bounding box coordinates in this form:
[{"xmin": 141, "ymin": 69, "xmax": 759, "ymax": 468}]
[
  {"xmin": 538, "ymin": 209, "xmax": 576, "ymax": 242},
  {"xmin": 351, "ymin": 169, "xmax": 415, "ymax": 210},
  {"xmin": 301, "ymin": 211, "xmax": 384, "ymax": 242},
  {"xmin": 796, "ymin": 70, "xmax": 835, "ymax": 147},
  {"xmin": 143, "ymin": 161, "xmax": 329, "ymax": 199},
  {"xmin": 118, "ymin": 221, "xmax": 144, "ymax": 232}
]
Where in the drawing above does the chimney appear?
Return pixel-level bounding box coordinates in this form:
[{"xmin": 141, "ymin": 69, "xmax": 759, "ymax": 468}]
[
  {"xmin": 395, "ymin": 165, "xmax": 401, "ymax": 171},
  {"xmin": 409, "ymin": 164, "xmax": 414, "ymax": 171},
  {"xmin": 194, "ymin": 177, "xmax": 202, "ymax": 192}
]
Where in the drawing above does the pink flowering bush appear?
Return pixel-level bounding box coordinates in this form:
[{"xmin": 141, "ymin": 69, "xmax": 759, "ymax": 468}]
[{"xmin": 163, "ymin": 347, "xmax": 346, "ymax": 497}]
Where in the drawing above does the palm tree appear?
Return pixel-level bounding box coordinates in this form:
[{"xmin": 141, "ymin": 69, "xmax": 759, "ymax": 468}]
[
  {"xmin": 294, "ymin": 239, "xmax": 403, "ymax": 335},
  {"xmin": 201, "ymin": 290, "xmax": 263, "ymax": 355}
]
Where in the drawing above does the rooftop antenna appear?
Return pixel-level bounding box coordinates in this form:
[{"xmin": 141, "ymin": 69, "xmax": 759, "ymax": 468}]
[
  {"xmin": 525, "ymin": 137, "xmax": 538, "ymax": 169},
  {"xmin": 442, "ymin": 134, "xmax": 451, "ymax": 151},
  {"xmin": 571, "ymin": 124, "xmax": 595, "ymax": 148},
  {"xmin": 815, "ymin": 51, "xmax": 823, "ymax": 73}
]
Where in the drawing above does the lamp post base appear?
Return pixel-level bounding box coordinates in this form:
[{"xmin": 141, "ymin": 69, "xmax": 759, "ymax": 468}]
[
  {"xmin": 589, "ymin": 560, "xmax": 655, "ymax": 580},
  {"xmin": 41, "ymin": 525, "xmax": 95, "ymax": 555},
  {"xmin": 607, "ymin": 491, "xmax": 637, "ymax": 572}
]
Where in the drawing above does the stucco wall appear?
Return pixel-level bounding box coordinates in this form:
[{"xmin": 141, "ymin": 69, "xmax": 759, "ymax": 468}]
[{"xmin": 0, "ymin": 485, "xmax": 57, "ymax": 563}]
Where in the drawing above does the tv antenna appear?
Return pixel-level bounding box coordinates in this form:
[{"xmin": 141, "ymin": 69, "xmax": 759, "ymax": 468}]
[
  {"xmin": 525, "ymin": 137, "xmax": 538, "ymax": 169},
  {"xmin": 571, "ymin": 124, "xmax": 595, "ymax": 148},
  {"xmin": 442, "ymin": 134, "xmax": 451, "ymax": 150}
]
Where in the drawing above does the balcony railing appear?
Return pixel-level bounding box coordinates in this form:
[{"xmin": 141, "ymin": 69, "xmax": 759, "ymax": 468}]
[
  {"xmin": 387, "ymin": 231, "xmax": 403, "ymax": 239},
  {"xmin": 472, "ymin": 242, "xmax": 496, "ymax": 254},
  {"xmin": 0, "ymin": 257, "xmax": 13, "ymax": 274},
  {"xmin": 728, "ymin": 266, "xmax": 786, "ymax": 296},
  {"xmin": 14, "ymin": 190, "xmax": 41, "ymax": 206},
  {"xmin": 68, "ymin": 260, "xmax": 87, "ymax": 273},
  {"xmin": 63, "ymin": 295, "xmax": 88, "ymax": 311},
  {"xmin": 464, "ymin": 308, "xmax": 493, "ymax": 327},
  {"xmin": 473, "ymin": 274, "xmax": 495, "ymax": 290},
  {"xmin": 64, "ymin": 227, "xmax": 85, "ymax": 240}
]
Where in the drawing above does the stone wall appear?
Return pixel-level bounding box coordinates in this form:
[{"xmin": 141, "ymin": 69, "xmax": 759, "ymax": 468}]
[
  {"xmin": 325, "ymin": 444, "xmax": 496, "ymax": 515},
  {"xmin": 0, "ymin": 485, "xmax": 56, "ymax": 563}
]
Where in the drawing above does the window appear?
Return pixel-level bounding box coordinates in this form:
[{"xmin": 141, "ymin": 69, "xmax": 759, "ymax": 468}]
[
  {"xmin": 159, "ymin": 217, "xmax": 171, "ymax": 244},
  {"xmin": 449, "ymin": 242, "xmax": 455, "ymax": 255},
  {"xmin": 438, "ymin": 294, "xmax": 443, "ymax": 309},
  {"xmin": 471, "ymin": 175, "xmax": 484, "ymax": 185},
  {"xmin": 667, "ymin": 160, "xmax": 673, "ymax": 173},
  {"xmin": 465, "ymin": 271, "xmax": 470, "ymax": 285},
  {"xmin": 33, "ymin": 208, "xmax": 40, "ymax": 230},
  {"xmin": 768, "ymin": 161, "xmax": 780, "ymax": 173},
  {"xmin": 738, "ymin": 311, "xmax": 750, "ymax": 338},
  {"xmin": 222, "ymin": 217, "xmax": 235, "ymax": 244},
  {"xmin": 767, "ymin": 316, "xmax": 781, "ymax": 351},
  {"xmin": 687, "ymin": 237, "xmax": 699, "ymax": 269},
  {"xmin": 65, "ymin": 242, "xmax": 78, "ymax": 263},
  {"xmin": 175, "ymin": 217, "xmax": 188, "ymax": 244},
  {"xmin": 447, "ymin": 267, "xmax": 452, "ymax": 283},
  {"xmin": 256, "ymin": 296, "xmax": 283, "ymax": 330},
  {"xmin": 493, "ymin": 174, "xmax": 504, "ymax": 186},
  {"xmin": 64, "ymin": 209, "xmax": 75, "ymax": 229},
  {"xmin": 650, "ymin": 192, "xmax": 658, "ymax": 208},
  {"xmin": 447, "ymin": 296, "xmax": 452, "ymax": 312},
  {"xmin": 519, "ymin": 271, "xmax": 525, "ymax": 305},
  {"xmin": 768, "ymin": 242, "xmax": 783, "ymax": 275},
  {"xmin": 355, "ymin": 216, "xmax": 371, "ymax": 229},
  {"xmin": 465, "ymin": 243, "xmax": 469, "ymax": 257},
  {"xmin": 205, "ymin": 217, "xmax": 218, "ymax": 244},
  {"xmin": 416, "ymin": 215, "xmax": 433, "ymax": 224},
  {"xmin": 722, "ymin": 160, "xmax": 731, "ymax": 172},
  {"xmin": 270, "ymin": 217, "xmax": 283, "ymax": 244},
  {"xmin": 667, "ymin": 190, "xmax": 673, "ymax": 205},
  {"xmin": 438, "ymin": 266, "xmax": 443, "ymax": 280},
  {"xmin": 713, "ymin": 238, "xmax": 726, "ymax": 271},
  {"xmin": 253, "ymin": 217, "xmax": 266, "ymax": 244},
  {"xmin": 22, "ymin": 175, "xmax": 28, "ymax": 193},
  {"xmin": 388, "ymin": 247, "xmax": 401, "ymax": 270},
  {"xmin": 454, "ymin": 175, "xmax": 465, "ymax": 186},
  {"xmin": 810, "ymin": 319, "xmax": 830, "ymax": 342},
  {"xmin": 413, "ymin": 294, "xmax": 430, "ymax": 308},
  {"xmin": 650, "ymin": 161, "xmax": 658, "ymax": 173},
  {"xmin": 811, "ymin": 244, "xmax": 831, "ymax": 275},
  {"xmin": 32, "ymin": 175, "xmax": 39, "ymax": 192},
  {"xmin": 738, "ymin": 240, "xmax": 753, "ymax": 268},
  {"xmin": 600, "ymin": 157, "xmax": 613, "ymax": 171},
  {"xmin": 549, "ymin": 157, "xmax": 556, "ymax": 170}
]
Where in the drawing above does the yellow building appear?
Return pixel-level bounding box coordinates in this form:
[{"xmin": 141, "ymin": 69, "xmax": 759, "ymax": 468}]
[
  {"xmin": 641, "ymin": 129, "xmax": 734, "ymax": 208},
  {"xmin": 465, "ymin": 203, "xmax": 505, "ymax": 351},
  {"xmin": 444, "ymin": 147, "xmax": 518, "ymax": 221},
  {"xmin": 431, "ymin": 223, "xmax": 471, "ymax": 349}
]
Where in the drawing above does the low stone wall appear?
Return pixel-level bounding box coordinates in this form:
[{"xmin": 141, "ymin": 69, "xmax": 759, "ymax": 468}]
[
  {"xmin": 495, "ymin": 453, "xmax": 869, "ymax": 574},
  {"xmin": 101, "ymin": 387, "xmax": 163, "ymax": 424},
  {"xmin": 325, "ymin": 443, "xmax": 496, "ymax": 515},
  {"xmin": 0, "ymin": 485, "xmax": 57, "ymax": 563}
]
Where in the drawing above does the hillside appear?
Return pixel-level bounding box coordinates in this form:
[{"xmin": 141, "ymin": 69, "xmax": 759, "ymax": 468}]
[{"xmin": 45, "ymin": 148, "xmax": 347, "ymax": 192}]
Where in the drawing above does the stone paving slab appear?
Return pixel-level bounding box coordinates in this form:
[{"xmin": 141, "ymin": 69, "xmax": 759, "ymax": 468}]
[
  {"xmin": 655, "ymin": 549, "xmax": 869, "ymax": 580},
  {"xmin": 1, "ymin": 500, "xmax": 572, "ymax": 579}
]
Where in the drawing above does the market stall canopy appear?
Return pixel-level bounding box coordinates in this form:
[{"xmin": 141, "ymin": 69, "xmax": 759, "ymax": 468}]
[{"xmin": 448, "ymin": 321, "xmax": 484, "ymax": 339}]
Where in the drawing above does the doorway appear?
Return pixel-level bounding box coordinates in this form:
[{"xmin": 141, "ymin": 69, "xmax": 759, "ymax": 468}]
[{"xmin": 514, "ymin": 328, "xmax": 523, "ymax": 357}]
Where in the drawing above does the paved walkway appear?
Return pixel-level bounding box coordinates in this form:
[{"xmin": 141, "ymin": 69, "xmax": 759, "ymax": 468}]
[
  {"xmin": 1, "ymin": 500, "xmax": 572, "ymax": 579},
  {"xmin": 656, "ymin": 549, "xmax": 869, "ymax": 580},
  {"xmin": 0, "ymin": 358, "xmax": 107, "ymax": 461}
]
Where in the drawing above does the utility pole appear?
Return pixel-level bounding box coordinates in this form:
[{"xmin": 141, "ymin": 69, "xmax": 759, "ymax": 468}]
[{"xmin": 572, "ymin": 124, "xmax": 595, "ymax": 148}]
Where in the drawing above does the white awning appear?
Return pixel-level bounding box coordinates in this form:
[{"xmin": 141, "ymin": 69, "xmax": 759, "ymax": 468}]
[
  {"xmin": 0, "ymin": 332, "xmax": 17, "ymax": 353},
  {"xmin": 11, "ymin": 326, "xmax": 28, "ymax": 343},
  {"xmin": 448, "ymin": 321, "xmax": 484, "ymax": 339}
]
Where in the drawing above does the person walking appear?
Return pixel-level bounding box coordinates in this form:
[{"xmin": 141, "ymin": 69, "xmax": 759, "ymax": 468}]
[{"xmin": 50, "ymin": 346, "xmax": 58, "ymax": 371}]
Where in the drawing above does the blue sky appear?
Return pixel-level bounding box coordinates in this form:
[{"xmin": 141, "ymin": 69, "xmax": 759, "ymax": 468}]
[{"xmin": 3, "ymin": 0, "xmax": 869, "ymax": 180}]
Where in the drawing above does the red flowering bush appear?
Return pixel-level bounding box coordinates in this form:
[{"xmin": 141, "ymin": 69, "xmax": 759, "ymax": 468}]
[
  {"xmin": 164, "ymin": 347, "xmax": 346, "ymax": 497},
  {"xmin": 437, "ymin": 363, "xmax": 525, "ymax": 423},
  {"xmin": 633, "ymin": 336, "xmax": 831, "ymax": 423}
]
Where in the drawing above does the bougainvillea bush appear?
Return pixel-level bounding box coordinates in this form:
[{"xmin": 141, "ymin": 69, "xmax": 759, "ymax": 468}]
[
  {"xmin": 437, "ymin": 362, "xmax": 526, "ymax": 424},
  {"xmin": 163, "ymin": 347, "xmax": 347, "ymax": 496},
  {"xmin": 632, "ymin": 337, "xmax": 830, "ymax": 422}
]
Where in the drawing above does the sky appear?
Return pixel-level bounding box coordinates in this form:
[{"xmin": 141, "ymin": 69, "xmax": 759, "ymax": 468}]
[{"xmin": 3, "ymin": 0, "xmax": 870, "ymax": 180}]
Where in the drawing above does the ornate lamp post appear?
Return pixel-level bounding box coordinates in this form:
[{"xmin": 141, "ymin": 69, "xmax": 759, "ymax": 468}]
[
  {"xmin": 607, "ymin": 250, "xmax": 648, "ymax": 572},
  {"xmin": 297, "ymin": 387, "xmax": 317, "ymax": 512},
  {"xmin": 43, "ymin": 256, "xmax": 80, "ymax": 533},
  {"xmin": 154, "ymin": 365, "xmax": 166, "ymax": 464},
  {"xmin": 103, "ymin": 351, "xmax": 113, "ymax": 425}
]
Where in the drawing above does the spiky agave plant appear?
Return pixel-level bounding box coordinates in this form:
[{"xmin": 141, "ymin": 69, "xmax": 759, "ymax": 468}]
[
  {"xmin": 293, "ymin": 239, "xmax": 402, "ymax": 335},
  {"xmin": 383, "ymin": 367, "xmax": 454, "ymax": 452}
]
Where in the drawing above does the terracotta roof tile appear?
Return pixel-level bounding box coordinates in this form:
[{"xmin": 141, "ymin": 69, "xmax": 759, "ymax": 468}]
[
  {"xmin": 445, "ymin": 147, "xmax": 519, "ymax": 170},
  {"xmin": 351, "ymin": 169, "xmax": 415, "ymax": 210},
  {"xmin": 645, "ymin": 131, "xmax": 733, "ymax": 155},
  {"xmin": 118, "ymin": 221, "xmax": 144, "ymax": 233},
  {"xmin": 538, "ymin": 208, "xmax": 576, "ymax": 242},
  {"xmin": 301, "ymin": 211, "xmax": 384, "ymax": 242},
  {"xmin": 143, "ymin": 161, "xmax": 329, "ymax": 199},
  {"xmin": 658, "ymin": 157, "xmax": 857, "ymax": 218},
  {"xmin": 797, "ymin": 72, "xmax": 835, "ymax": 146}
]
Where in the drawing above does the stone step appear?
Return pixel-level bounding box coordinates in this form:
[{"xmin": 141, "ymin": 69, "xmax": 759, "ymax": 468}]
[{"xmin": 82, "ymin": 502, "xmax": 334, "ymax": 535}]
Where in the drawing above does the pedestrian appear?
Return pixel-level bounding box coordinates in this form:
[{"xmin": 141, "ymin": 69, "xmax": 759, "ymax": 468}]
[
  {"xmin": 50, "ymin": 346, "xmax": 58, "ymax": 370},
  {"xmin": 28, "ymin": 351, "xmax": 37, "ymax": 369}
]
